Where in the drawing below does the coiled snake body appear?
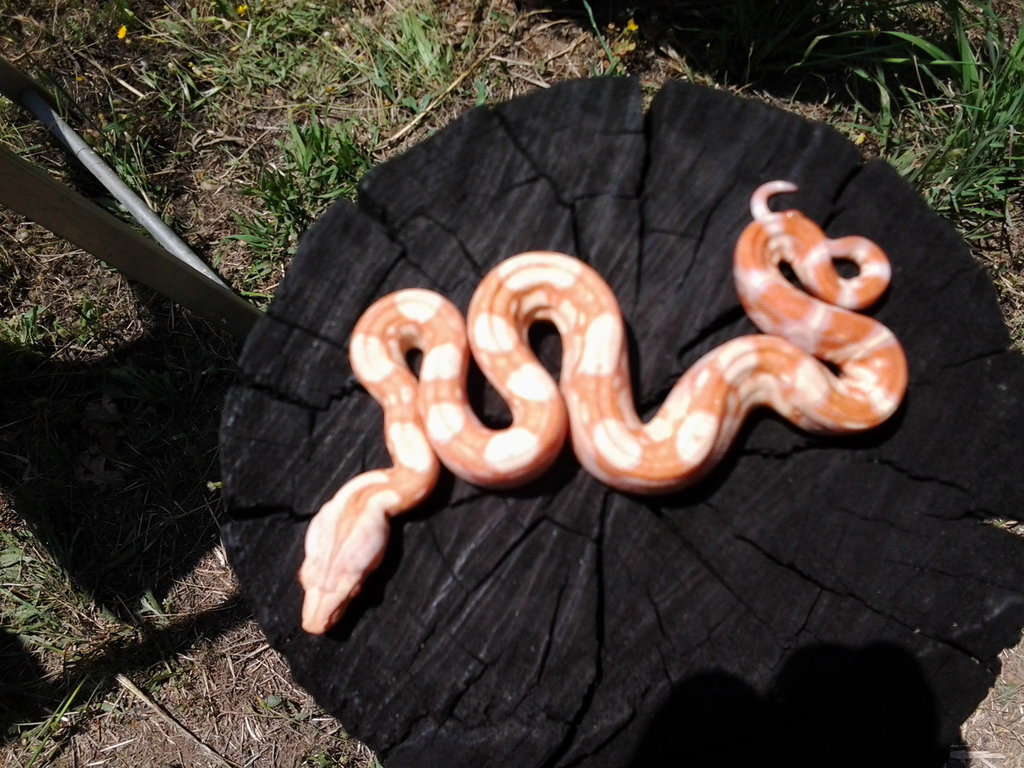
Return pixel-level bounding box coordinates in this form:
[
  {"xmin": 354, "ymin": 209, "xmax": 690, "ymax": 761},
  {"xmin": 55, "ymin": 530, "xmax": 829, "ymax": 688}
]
[{"xmin": 299, "ymin": 181, "xmax": 908, "ymax": 634}]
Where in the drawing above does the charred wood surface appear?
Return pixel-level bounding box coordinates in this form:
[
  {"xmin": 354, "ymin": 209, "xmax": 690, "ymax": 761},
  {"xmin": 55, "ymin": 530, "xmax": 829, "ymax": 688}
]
[{"xmin": 220, "ymin": 79, "xmax": 1024, "ymax": 767}]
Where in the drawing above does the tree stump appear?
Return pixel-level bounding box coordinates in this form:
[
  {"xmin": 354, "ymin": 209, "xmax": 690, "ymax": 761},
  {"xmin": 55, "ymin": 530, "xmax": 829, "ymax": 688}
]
[{"xmin": 219, "ymin": 78, "xmax": 1024, "ymax": 767}]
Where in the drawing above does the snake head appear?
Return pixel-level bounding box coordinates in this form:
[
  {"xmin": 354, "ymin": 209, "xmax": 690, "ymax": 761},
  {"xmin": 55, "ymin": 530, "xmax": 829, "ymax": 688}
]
[
  {"xmin": 298, "ymin": 477, "xmax": 396, "ymax": 634},
  {"xmin": 299, "ymin": 577, "xmax": 361, "ymax": 635}
]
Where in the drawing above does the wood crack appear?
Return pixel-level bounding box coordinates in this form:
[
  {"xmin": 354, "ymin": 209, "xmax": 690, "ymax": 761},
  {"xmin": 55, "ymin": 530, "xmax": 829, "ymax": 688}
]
[
  {"xmin": 735, "ymin": 533, "xmax": 992, "ymax": 670},
  {"xmin": 538, "ymin": 492, "xmax": 609, "ymax": 768}
]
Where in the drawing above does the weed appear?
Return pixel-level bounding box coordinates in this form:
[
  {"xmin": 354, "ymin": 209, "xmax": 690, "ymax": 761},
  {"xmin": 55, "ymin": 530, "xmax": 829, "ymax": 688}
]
[
  {"xmin": 1, "ymin": 527, "xmax": 96, "ymax": 655},
  {"xmin": 147, "ymin": 1, "xmax": 356, "ymax": 110},
  {"xmin": 22, "ymin": 679, "xmax": 88, "ymax": 768},
  {"xmin": 993, "ymin": 681, "xmax": 1022, "ymax": 705},
  {"xmin": 255, "ymin": 693, "xmax": 312, "ymax": 723},
  {"xmin": 0, "ymin": 297, "xmax": 112, "ymax": 355},
  {"xmin": 0, "ymin": 307, "xmax": 44, "ymax": 348},
  {"xmin": 832, "ymin": 9, "xmax": 1024, "ymax": 234},
  {"xmin": 231, "ymin": 115, "xmax": 370, "ymax": 290},
  {"xmin": 342, "ymin": 2, "xmax": 457, "ymax": 114},
  {"xmin": 582, "ymin": 1, "xmax": 626, "ymax": 76},
  {"xmin": 896, "ymin": 22, "xmax": 1023, "ymax": 232},
  {"xmin": 138, "ymin": 588, "xmax": 170, "ymax": 627},
  {"xmin": 650, "ymin": 0, "xmax": 921, "ymax": 85}
]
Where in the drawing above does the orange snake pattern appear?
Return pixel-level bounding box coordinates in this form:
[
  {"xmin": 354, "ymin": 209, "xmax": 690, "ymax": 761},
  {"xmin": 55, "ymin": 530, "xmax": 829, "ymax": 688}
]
[{"xmin": 298, "ymin": 181, "xmax": 908, "ymax": 634}]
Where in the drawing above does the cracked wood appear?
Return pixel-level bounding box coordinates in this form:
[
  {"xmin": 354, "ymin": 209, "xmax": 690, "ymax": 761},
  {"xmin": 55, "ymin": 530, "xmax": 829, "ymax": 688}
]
[{"xmin": 220, "ymin": 78, "xmax": 1024, "ymax": 768}]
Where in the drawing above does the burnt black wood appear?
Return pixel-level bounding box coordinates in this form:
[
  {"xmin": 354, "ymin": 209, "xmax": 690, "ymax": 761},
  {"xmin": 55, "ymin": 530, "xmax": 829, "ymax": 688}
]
[{"xmin": 219, "ymin": 78, "xmax": 1024, "ymax": 767}]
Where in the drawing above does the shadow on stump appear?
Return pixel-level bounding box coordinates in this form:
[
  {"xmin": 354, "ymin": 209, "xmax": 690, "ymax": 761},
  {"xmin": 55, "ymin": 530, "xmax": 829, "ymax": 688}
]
[
  {"xmin": 631, "ymin": 644, "xmax": 947, "ymax": 767},
  {"xmin": 0, "ymin": 310, "xmax": 247, "ymax": 743}
]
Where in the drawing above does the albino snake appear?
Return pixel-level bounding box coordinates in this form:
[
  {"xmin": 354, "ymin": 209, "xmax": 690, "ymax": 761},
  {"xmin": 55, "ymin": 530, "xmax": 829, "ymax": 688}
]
[{"xmin": 298, "ymin": 181, "xmax": 908, "ymax": 634}]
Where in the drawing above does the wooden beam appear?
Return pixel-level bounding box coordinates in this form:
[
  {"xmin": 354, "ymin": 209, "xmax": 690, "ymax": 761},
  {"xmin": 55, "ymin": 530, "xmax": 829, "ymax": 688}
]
[
  {"xmin": 0, "ymin": 59, "xmax": 59, "ymax": 113},
  {"xmin": 0, "ymin": 144, "xmax": 260, "ymax": 339}
]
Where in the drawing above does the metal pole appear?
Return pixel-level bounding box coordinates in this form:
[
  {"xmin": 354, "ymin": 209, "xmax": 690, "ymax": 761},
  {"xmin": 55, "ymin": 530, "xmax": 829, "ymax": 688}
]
[{"xmin": 19, "ymin": 88, "xmax": 230, "ymax": 288}]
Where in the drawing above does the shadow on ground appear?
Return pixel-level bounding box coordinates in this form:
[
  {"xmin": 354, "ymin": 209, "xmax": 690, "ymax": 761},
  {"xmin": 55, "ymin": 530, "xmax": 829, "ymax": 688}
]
[
  {"xmin": 515, "ymin": 0, "xmax": 961, "ymax": 103},
  {"xmin": 0, "ymin": 628, "xmax": 55, "ymax": 734},
  {"xmin": 0, "ymin": 305, "xmax": 248, "ymax": 739},
  {"xmin": 629, "ymin": 643, "xmax": 949, "ymax": 767}
]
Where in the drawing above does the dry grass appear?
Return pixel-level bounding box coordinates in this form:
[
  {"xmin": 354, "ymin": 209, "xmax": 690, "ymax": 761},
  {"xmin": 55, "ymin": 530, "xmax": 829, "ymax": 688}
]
[
  {"xmin": 958, "ymin": 642, "xmax": 1024, "ymax": 768},
  {"xmin": 1, "ymin": 1, "xmax": 1022, "ymax": 766}
]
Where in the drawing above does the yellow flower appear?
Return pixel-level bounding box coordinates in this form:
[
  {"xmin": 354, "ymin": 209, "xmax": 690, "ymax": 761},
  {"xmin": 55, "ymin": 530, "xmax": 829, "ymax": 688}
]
[
  {"xmin": 237, "ymin": 4, "xmax": 248, "ymax": 16},
  {"xmin": 116, "ymin": 24, "xmax": 128, "ymax": 40},
  {"xmin": 626, "ymin": 18, "xmax": 639, "ymax": 33}
]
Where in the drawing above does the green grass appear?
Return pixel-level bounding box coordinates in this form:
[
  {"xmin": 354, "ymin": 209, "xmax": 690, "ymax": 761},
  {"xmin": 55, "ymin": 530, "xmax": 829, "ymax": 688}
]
[
  {"xmin": 652, "ymin": 0, "xmax": 933, "ymax": 85},
  {"xmin": 346, "ymin": 3, "xmax": 458, "ymax": 110},
  {"xmin": 650, "ymin": 0, "xmax": 1023, "ymax": 238},
  {"xmin": 0, "ymin": 526, "xmax": 123, "ymax": 657},
  {"xmin": 98, "ymin": 0, "xmax": 464, "ymax": 295},
  {"xmin": 230, "ymin": 115, "xmax": 370, "ymax": 291},
  {"xmin": 793, "ymin": 3, "xmax": 1024, "ymax": 237},
  {"xmin": 22, "ymin": 679, "xmax": 89, "ymax": 768},
  {"xmin": 883, "ymin": 18, "xmax": 1024, "ymax": 233},
  {"xmin": 1, "ymin": 6, "xmax": 474, "ymax": 761},
  {"xmin": 0, "ymin": 306, "xmax": 44, "ymax": 348},
  {"xmin": 144, "ymin": 1, "xmax": 353, "ymax": 107},
  {"xmin": 1, "ymin": 525, "xmax": 124, "ymax": 758},
  {"xmin": 0, "ymin": 297, "xmax": 109, "ymax": 351}
]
